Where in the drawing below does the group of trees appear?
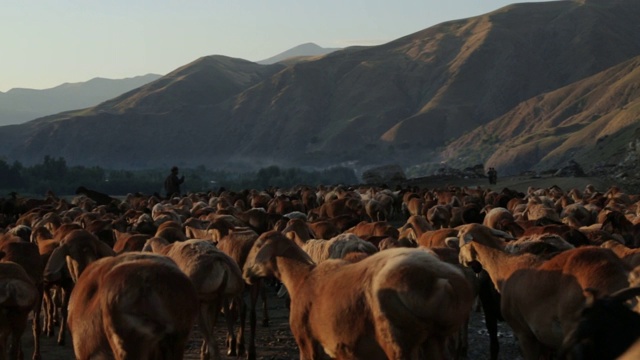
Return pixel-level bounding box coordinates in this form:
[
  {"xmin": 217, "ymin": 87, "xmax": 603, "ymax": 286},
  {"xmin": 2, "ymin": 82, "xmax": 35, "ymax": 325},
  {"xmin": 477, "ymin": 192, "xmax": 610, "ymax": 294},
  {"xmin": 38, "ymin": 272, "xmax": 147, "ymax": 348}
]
[{"xmin": 0, "ymin": 156, "xmax": 359, "ymax": 197}]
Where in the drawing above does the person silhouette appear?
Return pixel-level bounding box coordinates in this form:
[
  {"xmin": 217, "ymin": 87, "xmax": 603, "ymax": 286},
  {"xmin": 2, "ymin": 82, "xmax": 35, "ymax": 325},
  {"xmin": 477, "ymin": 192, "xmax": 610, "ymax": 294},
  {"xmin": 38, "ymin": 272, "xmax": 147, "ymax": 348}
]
[
  {"xmin": 487, "ymin": 167, "xmax": 497, "ymax": 185},
  {"xmin": 164, "ymin": 166, "xmax": 185, "ymax": 198}
]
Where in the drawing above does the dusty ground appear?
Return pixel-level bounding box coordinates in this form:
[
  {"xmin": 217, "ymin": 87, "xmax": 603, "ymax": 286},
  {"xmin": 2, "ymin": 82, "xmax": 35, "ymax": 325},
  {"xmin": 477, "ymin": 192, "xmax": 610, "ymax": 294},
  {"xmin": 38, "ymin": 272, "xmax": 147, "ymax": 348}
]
[
  {"xmin": 25, "ymin": 284, "xmax": 522, "ymax": 360},
  {"xmin": 21, "ymin": 175, "xmax": 618, "ymax": 359}
]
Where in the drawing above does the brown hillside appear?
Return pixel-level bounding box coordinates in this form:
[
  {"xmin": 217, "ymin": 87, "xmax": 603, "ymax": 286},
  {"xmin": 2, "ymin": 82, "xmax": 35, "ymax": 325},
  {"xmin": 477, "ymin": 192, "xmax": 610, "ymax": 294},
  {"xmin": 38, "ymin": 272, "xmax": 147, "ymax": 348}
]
[
  {"xmin": 0, "ymin": 0, "xmax": 639, "ymax": 172},
  {"xmin": 444, "ymin": 55, "xmax": 640, "ymax": 175}
]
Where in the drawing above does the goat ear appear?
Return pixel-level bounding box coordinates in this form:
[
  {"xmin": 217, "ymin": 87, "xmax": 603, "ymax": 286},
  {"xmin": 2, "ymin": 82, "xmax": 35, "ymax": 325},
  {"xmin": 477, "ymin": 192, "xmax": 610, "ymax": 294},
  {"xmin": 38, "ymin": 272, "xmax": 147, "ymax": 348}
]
[
  {"xmin": 94, "ymin": 239, "xmax": 116, "ymax": 258},
  {"xmin": 44, "ymin": 245, "xmax": 69, "ymax": 282},
  {"xmin": 445, "ymin": 237, "xmax": 460, "ymax": 250},
  {"xmin": 583, "ymin": 288, "xmax": 599, "ymax": 307},
  {"xmin": 406, "ymin": 228, "xmax": 417, "ymax": 241}
]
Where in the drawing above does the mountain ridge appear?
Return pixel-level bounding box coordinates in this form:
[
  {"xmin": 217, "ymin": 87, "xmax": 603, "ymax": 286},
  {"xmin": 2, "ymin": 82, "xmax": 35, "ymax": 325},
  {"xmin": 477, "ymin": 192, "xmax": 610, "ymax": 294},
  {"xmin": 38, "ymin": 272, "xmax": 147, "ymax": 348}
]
[
  {"xmin": 0, "ymin": 74, "xmax": 162, "ymax": 126},
  {"xmin": 1, "ymin": 0, "xmax": 640, "ymax": 176}
]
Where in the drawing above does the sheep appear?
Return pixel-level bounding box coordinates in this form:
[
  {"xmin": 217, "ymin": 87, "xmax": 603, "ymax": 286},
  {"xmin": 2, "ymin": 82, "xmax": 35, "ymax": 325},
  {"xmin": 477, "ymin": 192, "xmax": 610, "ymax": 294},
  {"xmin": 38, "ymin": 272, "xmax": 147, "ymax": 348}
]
[
  {"xmin": 0, "ymin": 237, "xmax": 43, "ymax": 360},
  {"xmin": 143, "ymin": 238, "xmax": 245, "ymax": 360},
  {"xmin": 404, "ymin": 196, "xmax": 425, "ymax": 217},
  {"xmin": 601, "ymin": 210, "xmax": 639, "ymax": 247},
  {"xmin": 30, "ymin": 226, "xmax": 62, "ymax": 339},
  {"xmin": 154, "ymin": 221, "xmax": 187, "ymax": 243},
  {"xmin": 0, "ymin": 260, "xmax": 39, "ymax": 360},
  {"xmin": 377, "ymin": 236, "xmax": 416, "ymax": 250},
  {"xmin": 281, "ymin": 218, "xmax": 316, "ymax": 248},
  {"xmin": 319, "ymin": 197, "xmax": 364, "ymax": 219},
  {"xmin": 483, "ymin": 207, "xmax": 524, "ymax": 237},
  {"xmin": 601, "ymin": 240, "xmax": 640, "ymax": 268},
  {"xmin": 426, "ymin": 204, "xmax": 451, "ymax": 229},
  {"xmin": 67, "ymin": 252, "xmax": 199, "ymax": 360},
  {"xmin": 398, "ymin": 215, "xmax": 432, "ymax": 241},
  {"xmin": 301, "ymin": 233, "xmax": 378, "ymax": 264},
  {"xmin": 346, "ymin": 221, "xmax": 399, "ymax": 239},
  {"xmin": 449, "ymin": 203, "xmax": 485, "ymax": 227},
  {"xmin": 560, "ymin": 203, "xmax": 594, "ymax": 227},
  {"xmin": 44, "ymin": 229, "xmax": 115, "ymax": 283},
  {"xmin": 417, "ymin": 228, "xmax": 459, "ymax": 248},
  {"xmin": 559, "ymin": 286, "xmax": 640, "ymax": 360},
  {"xmin": 43, "ymin": 228, "xmax": 115, "ymax": 345},
  {"xmin": 243, "ymin": 230, "xmax": 475, "ymax": 359},
  {"xmin": 282, "ymin": 211, "xmax": 308, "ymax": 221},
  {"xmin": 112, "ymin": 232, "xmax": 151, "ymax": 254},
  {"xmin": 365, "ymin": 199, "xmax": 388, "ymax": 222},
  {"xmin": 306, "ymin": 220, "xmax": 340, "ymax": 240},
  {"xmin": 75, "ymin": 186, "xmax": 118, "ymax": 207},
  {"xmin": 451, "ymin": 223, "xmax": 630, "ymax": 359},
  {"xmin": 523, "ymin": 197, "xmax": 562, "ymax": 223},
  {"xmin": 215, "ymin": 228, "xmax": 266, "ymax": 360},
  {"xmin": 504, "ymin": 234, "xmax": 575, "ymax": 256},
  {"xmin": 480, "ymin": 233, "xmax": 574, "ymax": 360}
]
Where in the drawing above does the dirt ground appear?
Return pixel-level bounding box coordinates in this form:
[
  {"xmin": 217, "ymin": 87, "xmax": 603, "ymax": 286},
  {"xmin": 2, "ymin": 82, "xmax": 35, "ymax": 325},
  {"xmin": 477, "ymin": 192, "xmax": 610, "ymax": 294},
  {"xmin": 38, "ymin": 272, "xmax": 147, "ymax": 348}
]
[
  {"xmin": 24, "ymin": 284, "xmax": 522, "ymax": 360},
  {"xmin": 21, "ymin": 175, "xmax": 618, "ymax": 359}
]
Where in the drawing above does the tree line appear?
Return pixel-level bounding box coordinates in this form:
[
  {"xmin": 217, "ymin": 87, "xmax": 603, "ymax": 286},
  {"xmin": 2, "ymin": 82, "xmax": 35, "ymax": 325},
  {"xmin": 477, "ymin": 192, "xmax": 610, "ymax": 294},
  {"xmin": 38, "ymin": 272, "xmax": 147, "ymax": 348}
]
[{"xmin": 0, "ymin": 156, "xmax": 359, "ymax": 197}]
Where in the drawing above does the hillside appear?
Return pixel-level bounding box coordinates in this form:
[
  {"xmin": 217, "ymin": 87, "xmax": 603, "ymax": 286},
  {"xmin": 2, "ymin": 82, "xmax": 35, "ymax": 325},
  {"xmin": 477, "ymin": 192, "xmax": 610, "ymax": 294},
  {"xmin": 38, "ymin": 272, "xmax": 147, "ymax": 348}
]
[
  {"xmin": 0, "ymin": 74, "xmax": 161, "ymax": 126},
  {"xmin": 444, "ymin": 55, "xmax": 640, "ymax": 175},
  {"xmin": 0, "ymin": 0, "xmax": 639, "ymax": 174}
]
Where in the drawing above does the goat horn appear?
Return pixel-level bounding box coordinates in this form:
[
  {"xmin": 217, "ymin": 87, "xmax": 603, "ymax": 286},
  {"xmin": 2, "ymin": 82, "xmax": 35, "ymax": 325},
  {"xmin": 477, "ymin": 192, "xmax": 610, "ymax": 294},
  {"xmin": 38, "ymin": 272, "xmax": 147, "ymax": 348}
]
[{"xmin": 609, "ymin": 286, "xmax": 640, "ymax": 302}]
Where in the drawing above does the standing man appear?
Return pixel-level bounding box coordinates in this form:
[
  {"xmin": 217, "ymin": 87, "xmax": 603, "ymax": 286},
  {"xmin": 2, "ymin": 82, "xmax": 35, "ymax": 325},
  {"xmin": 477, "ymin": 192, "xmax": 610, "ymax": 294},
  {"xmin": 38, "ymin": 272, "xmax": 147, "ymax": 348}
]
[
  {"xmin": 487, "ymin": 167, "xmax": 497, "ymax": 185},
  {"xmin": 164, "ymin": 166, "xmax": 185, "ymax": 198}
]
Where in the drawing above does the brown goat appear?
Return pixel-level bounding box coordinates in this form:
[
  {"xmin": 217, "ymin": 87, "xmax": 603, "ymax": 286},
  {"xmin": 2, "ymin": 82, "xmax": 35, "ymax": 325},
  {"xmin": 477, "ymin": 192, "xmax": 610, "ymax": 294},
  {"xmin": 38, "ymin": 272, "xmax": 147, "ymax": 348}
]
[
  {"xmin": 216, "ymin": 228, "xmax": 266, "ymax": 360},
  {"xmin": 67, "ymin": 252, "xmax": 198, "ymax": 359},
  {"xmin": 43, "ymin": 229, "xmax": 115, "ymax": 345},
  {"xmin": 452, "ymin": 223, "xmax": 630, "ymax": 359},
  {"xmin": 346, "ymin": 221, "xmax": 399, "ymax": 239},
  {"xmin": 417, "ymin": 228, "xmax": 459, "ymax": 248},
  {"xmin": 143, "ymin": 238, "xmax": 245, "ymax": 360},
  {"xmin": 426, "ymin": 204, "xmax": 452, "ymax": 229},
  {"xmin": 0, "ymin": 261, "xmax": 39, "ymax": 360},
  {"xmin": 601, "ymin": 240, "xmax": 640, "ymax": 268},
  {"xmin": 0, "ymin": 238, "xmax": 43, "ymax": 360},
  {"xmin": 244, "ymin": 230, "xmax": 474, "ymax": 359}
]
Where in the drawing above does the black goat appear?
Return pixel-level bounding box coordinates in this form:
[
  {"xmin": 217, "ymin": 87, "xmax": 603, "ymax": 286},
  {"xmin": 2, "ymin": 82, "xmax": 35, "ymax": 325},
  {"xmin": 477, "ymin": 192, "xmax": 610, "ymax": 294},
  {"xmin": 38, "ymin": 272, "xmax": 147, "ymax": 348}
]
[
  {"xmin": 75, "ymin": 186, "xmax": 115, "ymax": 206},
  {"xmin": 560, "ymin": 286, "xmax": 640, "ymax": 360}
]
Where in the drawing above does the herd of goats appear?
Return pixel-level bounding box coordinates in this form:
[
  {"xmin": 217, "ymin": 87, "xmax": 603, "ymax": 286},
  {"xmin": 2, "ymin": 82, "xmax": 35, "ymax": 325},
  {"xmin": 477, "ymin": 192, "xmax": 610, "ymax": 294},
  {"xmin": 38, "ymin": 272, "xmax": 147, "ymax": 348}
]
[{"xmin": 2, "ymin": 181, "xmax": 640, "ymax": 359}]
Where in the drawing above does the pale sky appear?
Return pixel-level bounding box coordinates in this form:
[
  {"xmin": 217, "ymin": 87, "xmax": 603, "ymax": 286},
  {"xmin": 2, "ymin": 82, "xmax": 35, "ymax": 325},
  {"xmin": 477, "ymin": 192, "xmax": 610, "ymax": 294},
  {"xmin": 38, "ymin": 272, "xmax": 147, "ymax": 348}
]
[{"xmin": 0, "ymin": 0, "xmax": 558, "ymax": 92}]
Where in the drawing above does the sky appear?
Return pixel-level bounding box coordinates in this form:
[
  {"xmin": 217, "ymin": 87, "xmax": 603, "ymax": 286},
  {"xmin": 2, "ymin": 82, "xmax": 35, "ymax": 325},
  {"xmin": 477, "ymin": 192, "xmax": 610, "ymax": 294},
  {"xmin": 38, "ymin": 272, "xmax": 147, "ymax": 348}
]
[{"xmin": 1, "ymin": 0, "xmax": 558, "ymax": 92}]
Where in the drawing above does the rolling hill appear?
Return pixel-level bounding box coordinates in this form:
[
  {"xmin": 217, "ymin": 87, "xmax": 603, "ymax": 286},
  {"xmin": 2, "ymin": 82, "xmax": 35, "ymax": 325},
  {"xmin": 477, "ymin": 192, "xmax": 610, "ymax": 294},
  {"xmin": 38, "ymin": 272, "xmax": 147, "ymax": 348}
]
[{"xmin": 1, "ymin": 0, "xmax": 639, "ymax": 175}]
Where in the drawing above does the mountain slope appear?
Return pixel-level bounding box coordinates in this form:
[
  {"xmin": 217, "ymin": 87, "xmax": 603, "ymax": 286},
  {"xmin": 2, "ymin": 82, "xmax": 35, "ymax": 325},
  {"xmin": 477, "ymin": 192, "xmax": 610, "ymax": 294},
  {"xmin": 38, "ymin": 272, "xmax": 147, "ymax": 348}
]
[
  {"xmin": 0, "ymin": 74, "xmax": 161, "ymax": 126},
  {"xmin": 1, "ymin": 0, "xmax": 639, "ymax": 173},
  {"xmin": 444, "ymin": 55, "xmax": 640, "ymax": 175}
]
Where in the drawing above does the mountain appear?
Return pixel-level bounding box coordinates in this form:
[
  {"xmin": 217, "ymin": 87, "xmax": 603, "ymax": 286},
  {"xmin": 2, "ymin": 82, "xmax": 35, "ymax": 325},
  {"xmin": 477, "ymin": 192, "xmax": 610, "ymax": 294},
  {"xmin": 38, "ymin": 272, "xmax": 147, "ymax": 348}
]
[
  {"xmin": 0, "ymin": 74, "xmax": 162, "ymax": 126},
  {"xmin": 444, "ymin": 55, "xmax": 640, "ymax": 175},
  {"xmin": 257, "ymin": 43, "xmax": 341, "ymax": 65},
  {"xmin": 1, "ymin": 0, "xmax": 640, "ymax": 175}
]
